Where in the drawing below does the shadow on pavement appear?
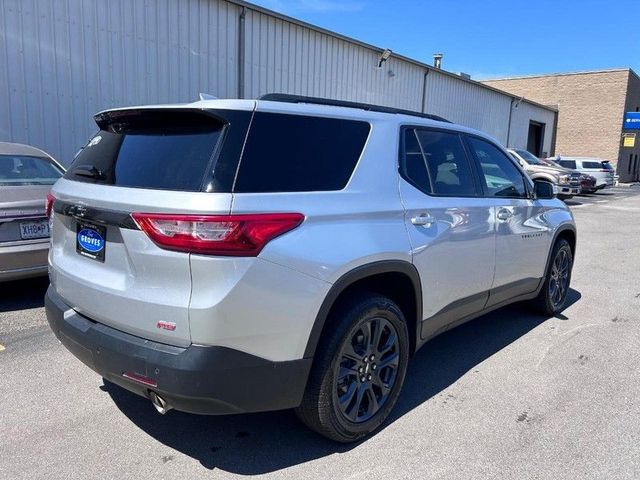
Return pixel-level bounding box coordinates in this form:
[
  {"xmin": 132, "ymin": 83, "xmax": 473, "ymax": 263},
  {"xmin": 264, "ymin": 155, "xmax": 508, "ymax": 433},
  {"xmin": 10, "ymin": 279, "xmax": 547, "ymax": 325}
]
[
  {"xmin": 105, "ymin": 289, "xmax": 581, "ymax": 474},
  {"xmin": 0, "ymin": 276, "xmax": 49, "ymax": 313}
]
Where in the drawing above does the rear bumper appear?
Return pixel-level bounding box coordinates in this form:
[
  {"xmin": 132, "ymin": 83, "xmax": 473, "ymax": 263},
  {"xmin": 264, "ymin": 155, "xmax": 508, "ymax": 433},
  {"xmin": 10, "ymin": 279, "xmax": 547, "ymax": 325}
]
[
  {"xmin": 0, "ymin": 240, "xmax": 49, "ymax": 282},
  {"xmin": 595, "ymin": 179, "xmax": 614, "ymax": 188},
  {"xmin": 45, "ymin": 286, "xmax": 312, "ymax": 415}
]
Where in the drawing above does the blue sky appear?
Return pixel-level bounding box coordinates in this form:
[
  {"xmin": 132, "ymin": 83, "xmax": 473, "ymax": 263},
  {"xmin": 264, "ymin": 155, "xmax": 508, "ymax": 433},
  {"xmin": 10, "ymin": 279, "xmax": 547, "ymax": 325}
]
[{"xmin": 249, "ymin": 0, "xmax": 640, "ymax": 79}]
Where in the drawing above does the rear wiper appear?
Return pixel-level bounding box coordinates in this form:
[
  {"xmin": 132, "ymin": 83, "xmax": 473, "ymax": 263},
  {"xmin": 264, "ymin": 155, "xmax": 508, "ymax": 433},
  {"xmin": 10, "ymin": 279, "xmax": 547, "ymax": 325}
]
[{"xmin": 73, "ymin": 165, "xmax": 105, "ymax": 180}]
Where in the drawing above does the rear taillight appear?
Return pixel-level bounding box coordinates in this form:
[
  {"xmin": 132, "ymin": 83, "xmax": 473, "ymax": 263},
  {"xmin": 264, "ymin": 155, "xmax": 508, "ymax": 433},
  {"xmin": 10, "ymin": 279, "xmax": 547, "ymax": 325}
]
[
  {"xmin": 45, "ymin": 193, "xmax": 55, "ymax": 218},
  {"xmin": 131, "ymin": 213, "xmax": 304, "ymax": 256}
]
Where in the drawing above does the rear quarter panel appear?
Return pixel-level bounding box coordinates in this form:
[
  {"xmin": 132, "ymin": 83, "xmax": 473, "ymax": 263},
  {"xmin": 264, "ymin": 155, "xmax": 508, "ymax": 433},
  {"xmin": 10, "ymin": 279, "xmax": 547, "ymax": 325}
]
[
  {"xmin": 231, "ymin": 118, "xmax": 412, "ymax": 283},
  {"xmin": 193, "ymin": 117, "xmax": 413, "ymax": 361}
]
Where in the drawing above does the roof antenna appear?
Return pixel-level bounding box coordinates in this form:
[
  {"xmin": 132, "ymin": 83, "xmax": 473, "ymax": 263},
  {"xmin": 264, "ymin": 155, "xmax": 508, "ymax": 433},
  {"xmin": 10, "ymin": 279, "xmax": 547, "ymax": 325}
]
[{"xmin": 198, "ymin": 93, "xmax": 218, "ymax": 101}]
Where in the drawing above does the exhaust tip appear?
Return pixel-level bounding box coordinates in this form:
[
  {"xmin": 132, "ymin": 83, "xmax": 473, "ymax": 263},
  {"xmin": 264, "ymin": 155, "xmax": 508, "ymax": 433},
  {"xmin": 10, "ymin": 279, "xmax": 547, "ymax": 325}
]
[{"xmin": 149, "ymin": 391, "xmax": 172, "ymax": 415}]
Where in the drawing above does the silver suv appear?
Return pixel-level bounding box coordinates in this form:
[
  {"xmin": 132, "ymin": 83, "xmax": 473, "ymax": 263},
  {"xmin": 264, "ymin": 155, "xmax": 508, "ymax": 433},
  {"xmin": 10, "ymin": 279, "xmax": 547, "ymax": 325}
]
[
  {"xmin": 508, "ymin": 148, "xmax": 581, "ymax": 200},
  {"xmin": 45, "ymin": 95, "xmax": 577, "ymax": 442}
]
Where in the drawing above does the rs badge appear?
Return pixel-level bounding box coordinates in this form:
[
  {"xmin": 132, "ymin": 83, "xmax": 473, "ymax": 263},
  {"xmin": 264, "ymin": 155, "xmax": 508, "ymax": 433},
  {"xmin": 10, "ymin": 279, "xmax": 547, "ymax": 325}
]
[{"xmin": 156, "ymin": 321, "xmax": 177, "ymax": 331}]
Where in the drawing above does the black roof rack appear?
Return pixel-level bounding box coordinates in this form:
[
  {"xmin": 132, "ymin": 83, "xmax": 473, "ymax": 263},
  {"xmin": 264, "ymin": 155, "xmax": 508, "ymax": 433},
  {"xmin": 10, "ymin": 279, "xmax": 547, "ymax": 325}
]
[{"xmin": 258, "ymin": 93, "xmax": 451, "ymax": 123}]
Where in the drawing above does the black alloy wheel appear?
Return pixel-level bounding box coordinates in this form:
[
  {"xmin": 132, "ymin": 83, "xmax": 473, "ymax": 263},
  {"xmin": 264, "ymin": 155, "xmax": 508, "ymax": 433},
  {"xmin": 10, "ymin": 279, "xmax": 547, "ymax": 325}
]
[
  {"xmin": 533, "ymin": 238, "xmax": 573, "ymax": 316},
  {"xmin": 548, "ymin": 246, "xmax": 571, "ymax": 310},
  {"xmin": 334, "ymin": 316, "xmax": 400, "ymax": 423},
  {"xmin": 295, "ymin": 293, "xmax": 409, "ymax": 442}
]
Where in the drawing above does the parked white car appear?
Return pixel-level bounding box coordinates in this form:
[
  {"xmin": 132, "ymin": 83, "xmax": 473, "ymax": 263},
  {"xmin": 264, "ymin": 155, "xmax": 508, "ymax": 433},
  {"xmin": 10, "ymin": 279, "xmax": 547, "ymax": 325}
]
[{"xmin": 551, "ymin": 156, "xmax": 615, "ymax": 190}]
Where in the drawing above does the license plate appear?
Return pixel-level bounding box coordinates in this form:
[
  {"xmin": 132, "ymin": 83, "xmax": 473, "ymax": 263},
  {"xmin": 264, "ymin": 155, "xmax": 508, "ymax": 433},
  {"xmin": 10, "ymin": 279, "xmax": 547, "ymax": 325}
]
[
  {"xmin": 20, "ymin": 220, "xmax": 50, "ymax": 240},
  {"xmin": 76, "ymin": 221, "xmax": 106, "ymax": 262}
]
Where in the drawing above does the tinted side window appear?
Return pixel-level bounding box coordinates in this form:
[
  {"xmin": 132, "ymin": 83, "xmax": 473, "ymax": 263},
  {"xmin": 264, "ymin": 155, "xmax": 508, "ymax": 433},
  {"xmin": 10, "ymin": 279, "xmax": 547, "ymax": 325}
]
[
  {"xmin": 467, "ymin": 137, "xmax": 528, "ymax": 198},
  {"xmin": 400, "ymin": 128, "xmax": 477, "ymax": 196},
  {"xmin": 400, "ymin": 129, "xmax": 432, "ymax": 193},
  {"xmin": 558, "ymin": 160, "xmax": 577, "ymax": 170},
  {"xmin": 582, "ymin": 161, "xmax": 602, "ymax": 169},
  {"xmin": 234, "ymin": 113, "xmax": 370, "ymax": 193}
]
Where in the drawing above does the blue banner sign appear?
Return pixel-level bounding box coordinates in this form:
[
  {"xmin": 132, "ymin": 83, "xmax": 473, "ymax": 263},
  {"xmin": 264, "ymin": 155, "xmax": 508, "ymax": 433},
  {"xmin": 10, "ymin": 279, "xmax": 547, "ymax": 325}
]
[{"xmin": 624, "ymin": 112, "xmax": 640, "ymax": 129}]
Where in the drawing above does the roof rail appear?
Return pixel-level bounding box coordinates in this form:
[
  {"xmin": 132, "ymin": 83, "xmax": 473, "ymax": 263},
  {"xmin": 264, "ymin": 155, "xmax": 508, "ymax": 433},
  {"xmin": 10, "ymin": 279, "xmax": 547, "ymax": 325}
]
[{"xmin": 258, "ymin": 93, "xmax": 451, "ymax": 123}]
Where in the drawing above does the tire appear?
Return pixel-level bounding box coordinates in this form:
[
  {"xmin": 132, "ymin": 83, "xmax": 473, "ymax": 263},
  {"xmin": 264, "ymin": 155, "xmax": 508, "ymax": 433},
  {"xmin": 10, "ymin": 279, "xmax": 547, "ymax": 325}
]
[
  {"xmin": 295, "ymin": 293, "xmax": 410, "ymax": 442},
  {"xmin": 533, "ymin": 238, "xmax": 573, "ymax": 316}
]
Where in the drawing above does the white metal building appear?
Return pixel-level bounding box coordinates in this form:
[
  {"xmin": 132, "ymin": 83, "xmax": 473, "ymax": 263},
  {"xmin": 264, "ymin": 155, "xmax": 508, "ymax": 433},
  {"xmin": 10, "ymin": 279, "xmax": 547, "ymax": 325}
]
[{"xmin": 0, "ymin": 0, "xmax": 557, "ymax": 165}]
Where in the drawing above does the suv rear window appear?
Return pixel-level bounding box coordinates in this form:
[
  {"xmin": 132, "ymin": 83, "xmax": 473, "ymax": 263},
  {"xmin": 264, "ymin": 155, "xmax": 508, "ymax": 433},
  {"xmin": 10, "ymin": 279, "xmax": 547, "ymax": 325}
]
[
  {"xmin": 233, "ymin": 113, "xmax": 370, "ymax": 193},
  {"xmin": 65, "ymin": 110, "xmax": 226, "ymax": 192},
  {"xmin": 582, "ymin": 161, "xmax": 603, "ymax": 169}
]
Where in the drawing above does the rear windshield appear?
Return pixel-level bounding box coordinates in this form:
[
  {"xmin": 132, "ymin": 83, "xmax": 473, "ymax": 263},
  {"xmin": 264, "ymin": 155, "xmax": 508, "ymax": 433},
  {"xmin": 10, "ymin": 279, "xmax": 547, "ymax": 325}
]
[
  {"xmin": 65, "ymin": 110, "xmax": 225, "ymax": 191},
  {"xmin": 0, "ymin": 155, "xmax": 63, "ymax": 186},
  {"xmin": 582, "ymin": 161, "xmax": 602, "ymax": 169},
  {"xmin": 601, "ymin": 162, "xmax": 614, "ymax": 170},
  {"xmin": 233, "ymin": 113, "xmax": 370, "ymax": 192}
]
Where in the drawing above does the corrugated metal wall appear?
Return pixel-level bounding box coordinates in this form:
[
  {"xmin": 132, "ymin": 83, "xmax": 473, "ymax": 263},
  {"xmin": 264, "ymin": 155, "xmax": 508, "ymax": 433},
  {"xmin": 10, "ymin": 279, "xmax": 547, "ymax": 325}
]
[
  {"xmin": 425, "ymin": 70, "xmax": 512, "ymax": 144},
  {"xmin": 509, "ymin": 100, "xmax": 556, "ymax": 156},
  {"xmin": 242, "ymin": 9, "xmax": 424, "ymax": 110},
  {"xmin": 0, "ymin": 0, "xmax": 240, "ymax": 164},
  {"xmin": 0, "ymin": 0, "xmax": 556, "ymax": 165}
]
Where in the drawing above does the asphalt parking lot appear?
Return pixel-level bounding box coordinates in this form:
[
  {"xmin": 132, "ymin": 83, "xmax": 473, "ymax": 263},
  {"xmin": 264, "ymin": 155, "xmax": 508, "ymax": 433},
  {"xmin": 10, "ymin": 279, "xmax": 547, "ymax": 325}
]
[{"xmin": 1, "ymin": 186, "xmax": 639, "ymax": 480}]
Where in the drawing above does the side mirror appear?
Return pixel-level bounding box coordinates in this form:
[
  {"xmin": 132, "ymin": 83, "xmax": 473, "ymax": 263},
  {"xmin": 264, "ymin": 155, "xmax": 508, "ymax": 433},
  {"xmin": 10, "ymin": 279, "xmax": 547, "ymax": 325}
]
[{"xmin": 534, "ymin": 180, "xmax": 555, "ymax": 199}]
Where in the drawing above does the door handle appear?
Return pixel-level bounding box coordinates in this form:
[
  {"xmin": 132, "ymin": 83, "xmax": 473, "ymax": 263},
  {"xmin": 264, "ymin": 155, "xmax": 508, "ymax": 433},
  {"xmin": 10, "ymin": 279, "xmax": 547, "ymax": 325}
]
[
  {"xmin": 411, "ymin": 213, "xmax": 436, "ymax": 227},
  {"xmin": 497, "ymin": 208, "xmax": 513, "ymax": 221}
]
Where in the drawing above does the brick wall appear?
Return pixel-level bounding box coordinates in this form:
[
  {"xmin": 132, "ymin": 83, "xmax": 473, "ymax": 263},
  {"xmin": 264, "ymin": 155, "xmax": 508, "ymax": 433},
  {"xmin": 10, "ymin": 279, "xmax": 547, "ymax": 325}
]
[{"xmin": 483, "ymin": 70, "xmax": 631, "ymax": 165}]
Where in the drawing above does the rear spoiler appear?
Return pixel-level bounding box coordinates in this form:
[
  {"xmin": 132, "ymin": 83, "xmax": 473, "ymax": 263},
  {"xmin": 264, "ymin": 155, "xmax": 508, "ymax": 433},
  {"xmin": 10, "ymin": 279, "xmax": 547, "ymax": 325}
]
[{"xmin": 94, "ymin": 108, "xmax": 224, "ymax": 132}]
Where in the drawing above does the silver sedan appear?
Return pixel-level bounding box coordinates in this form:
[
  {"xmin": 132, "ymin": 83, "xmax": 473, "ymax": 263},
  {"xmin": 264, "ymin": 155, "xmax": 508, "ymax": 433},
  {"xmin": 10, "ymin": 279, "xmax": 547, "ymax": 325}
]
[{"xmin": 0, "ymin": 142, "xmax": 64, "ymax": 282}]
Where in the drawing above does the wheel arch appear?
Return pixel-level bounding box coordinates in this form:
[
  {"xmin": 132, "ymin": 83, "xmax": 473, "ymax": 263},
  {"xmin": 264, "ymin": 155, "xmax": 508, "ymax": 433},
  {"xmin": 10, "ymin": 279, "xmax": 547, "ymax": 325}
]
[
  {"xmin": 303, "ymin": 260, "xmax": 422, "ymax": 359},
  {"xmin": 556, "ymin": 227, "xmax": 576, "ymax": 255},
  {"xmin": 542, "ymin": 225, "xmax": 577, "ymax": 281}
]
